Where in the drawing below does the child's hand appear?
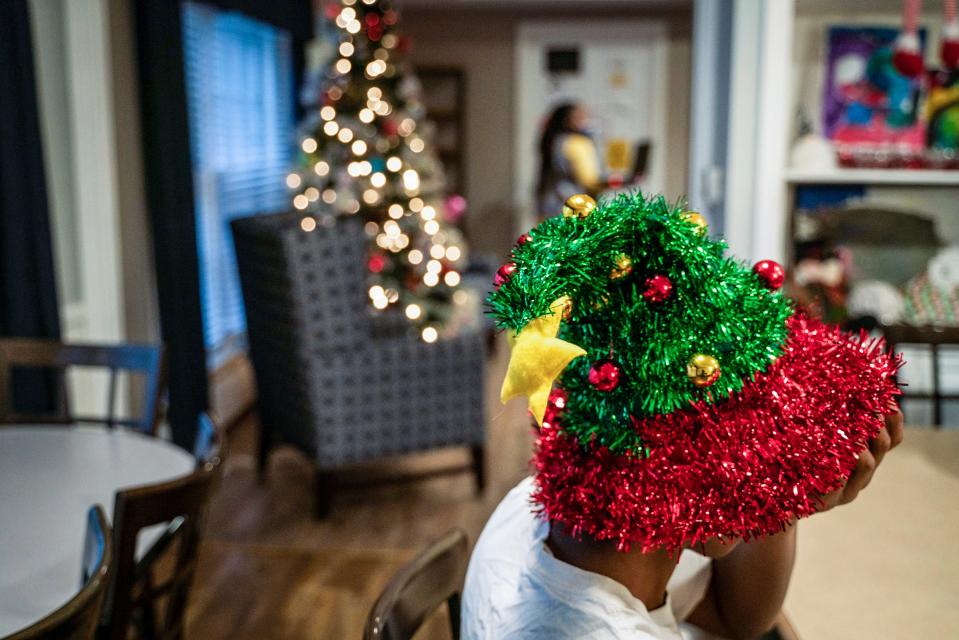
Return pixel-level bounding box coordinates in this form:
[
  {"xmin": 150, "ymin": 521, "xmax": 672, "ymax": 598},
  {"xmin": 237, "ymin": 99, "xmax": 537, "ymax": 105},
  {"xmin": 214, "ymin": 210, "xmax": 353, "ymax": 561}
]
[{"xmin": 817, "ymin": 407, "xmax": 904, "ymax": 511}]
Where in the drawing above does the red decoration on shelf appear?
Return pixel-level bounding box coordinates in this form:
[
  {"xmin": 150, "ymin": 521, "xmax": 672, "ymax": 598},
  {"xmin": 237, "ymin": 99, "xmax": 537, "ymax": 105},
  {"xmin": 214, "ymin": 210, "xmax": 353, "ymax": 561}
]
[
  {"xmin": 368, "ymin": 253, "xmax": 387, "ymax": 274},
  {"xmin": 588, "ymin": 360, "xmax": 622, "ymax": 392},
  {"xmin": 943, "ymin": 17, "xmax": 959, "ymax": 68},
  {"xmin": 494, "ymin": 262, "xmax": 517, "ymax": 289},
  {"xmin": 893, "ymin": 48, "xmax": 924, "ymax": 77},
  {"xmin": 531, "ymin": 314, "xmax": 901, "ymax": 552},
  {"xmin": 642, "ymin": 275, "xmax": 673, "ymax": 303},
  {"xmin": 753, "ymin": 260, "xmax": 785, "ymax": 290},
  {"xmin": 893, "ymin": 21, "xmax": 924, "ymax": 78},
  {"xmin": 944, "ymin": 39, "xmax": 959, "ymax": 68}
]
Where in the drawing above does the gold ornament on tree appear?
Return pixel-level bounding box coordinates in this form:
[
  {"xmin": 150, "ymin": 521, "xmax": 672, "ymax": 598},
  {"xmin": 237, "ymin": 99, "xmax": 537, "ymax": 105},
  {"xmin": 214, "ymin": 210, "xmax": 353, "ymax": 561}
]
[
  {"xmin": 609, "ymin": 253, "xmax": 633, "ymax": 280},
  {"xmin": 681, "ymin": 211, "xmax": 708, "ymax": 235},
  {"xmin": 686, "ymin": 353, "xmax": 721, "ymax": 387},
  {"xmin": 562, "ymin": 193, "xmax": 597, "ymax": 219}
]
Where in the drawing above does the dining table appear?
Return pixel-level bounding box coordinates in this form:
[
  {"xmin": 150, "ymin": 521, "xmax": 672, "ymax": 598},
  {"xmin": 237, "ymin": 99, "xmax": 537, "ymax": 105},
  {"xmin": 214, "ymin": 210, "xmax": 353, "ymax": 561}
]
[{"xmin": 0, "ymin": 424, "xmax": 196, "ymax": 637}]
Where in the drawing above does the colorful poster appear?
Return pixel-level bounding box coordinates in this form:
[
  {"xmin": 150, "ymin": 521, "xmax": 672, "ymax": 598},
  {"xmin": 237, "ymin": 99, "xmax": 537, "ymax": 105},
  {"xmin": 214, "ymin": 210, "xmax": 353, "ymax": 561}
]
[{"xmin": 822, "ymin": 26, "xmax": 926, "ymax": 154}]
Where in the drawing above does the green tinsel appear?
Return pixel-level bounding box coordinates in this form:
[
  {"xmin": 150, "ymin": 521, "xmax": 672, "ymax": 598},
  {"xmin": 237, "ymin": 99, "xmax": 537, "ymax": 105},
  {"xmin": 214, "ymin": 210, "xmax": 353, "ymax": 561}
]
[{"xmin": 487, "ymin": 192, "xmax": 793, "ymax": 454}]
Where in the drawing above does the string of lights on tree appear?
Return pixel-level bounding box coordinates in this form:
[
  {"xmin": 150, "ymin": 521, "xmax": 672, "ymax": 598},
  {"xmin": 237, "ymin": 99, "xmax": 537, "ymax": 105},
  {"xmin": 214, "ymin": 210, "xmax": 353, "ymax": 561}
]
[{"xmin": 287, "ymin": 0, "xmax": 469, "ymax": 343}]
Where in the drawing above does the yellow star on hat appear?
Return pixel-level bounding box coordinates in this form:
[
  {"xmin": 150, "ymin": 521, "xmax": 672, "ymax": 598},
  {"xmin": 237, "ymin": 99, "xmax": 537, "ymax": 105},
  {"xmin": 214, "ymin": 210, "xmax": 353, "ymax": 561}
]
[{"xmin": 500, "ymin": 296, "xmax": 586, "ymax": 426}]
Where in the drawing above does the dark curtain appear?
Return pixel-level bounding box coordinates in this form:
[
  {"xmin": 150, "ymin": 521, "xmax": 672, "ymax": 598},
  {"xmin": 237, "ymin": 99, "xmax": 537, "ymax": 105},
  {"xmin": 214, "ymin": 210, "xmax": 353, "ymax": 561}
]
[
  {"xmin": 0, "ymin": 0, "xmax": 61, "ymax": 412},
  {"xmin": 132, "ymin": 0, "xmax": 311, "ymax": 448}
]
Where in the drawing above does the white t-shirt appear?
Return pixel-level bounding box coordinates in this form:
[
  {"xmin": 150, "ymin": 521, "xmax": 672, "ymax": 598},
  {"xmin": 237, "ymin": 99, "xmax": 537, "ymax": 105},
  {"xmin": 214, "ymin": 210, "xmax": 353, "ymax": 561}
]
[{"xmin": 462, "ymin": 477, "xmax": 713, "ymax": 640}]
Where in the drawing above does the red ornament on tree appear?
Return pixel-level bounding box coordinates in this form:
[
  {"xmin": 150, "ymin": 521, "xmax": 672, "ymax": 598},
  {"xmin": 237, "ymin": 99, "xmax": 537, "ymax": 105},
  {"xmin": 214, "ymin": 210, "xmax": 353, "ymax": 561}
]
[
  {"xmin": 753, "ymin": 260, "xmax": 785, "ymax": 290},
  {"xmin": 642, "ymin": 275, "xmax": 673, "ymax": 303},
  {"xmin": 516, "ymin": 233, "xmax": 532, "ymax": 246},
  {"xmin": 589, "ymin": 360, "xmax": 621, "ymax": 392},
  {"xmin": 380, "ymin": 118, "xmax": 399, "ymax": 137},
  {"xmin": 368, "ymin": 253, "xmax": 387, "ymax": 274},
  {"xmin": 494, "ymin": 262, "xmax": 517, "ymax": 289}
]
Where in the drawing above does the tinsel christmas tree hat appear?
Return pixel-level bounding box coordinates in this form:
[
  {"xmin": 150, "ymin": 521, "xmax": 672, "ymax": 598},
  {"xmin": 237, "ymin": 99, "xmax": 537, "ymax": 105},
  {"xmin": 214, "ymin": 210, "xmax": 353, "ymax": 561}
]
[{"xmin": 488, "ymin": 192, "xmax": 901, "ymax": 552}]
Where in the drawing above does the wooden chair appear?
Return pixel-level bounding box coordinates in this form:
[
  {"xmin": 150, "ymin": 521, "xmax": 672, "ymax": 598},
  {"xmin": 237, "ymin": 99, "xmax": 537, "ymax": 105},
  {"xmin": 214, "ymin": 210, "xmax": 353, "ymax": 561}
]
[
  {"xmin": 882, "ymin": 324, "xmax": 959, "ymax": 428},
  {"xmin": 364, "ymin": 529, "xmax": 469, "ymax": 640},
  {"xmin": 101, "ymin": 429, "xmax": 222, "ymax": 640},
  {"xmin": 0, "ymin": 338, "xmax": 166, "ymax": 434},
  {"xmin": 4, "ymin": 506, "xmax": 112, "ymax": 640}
]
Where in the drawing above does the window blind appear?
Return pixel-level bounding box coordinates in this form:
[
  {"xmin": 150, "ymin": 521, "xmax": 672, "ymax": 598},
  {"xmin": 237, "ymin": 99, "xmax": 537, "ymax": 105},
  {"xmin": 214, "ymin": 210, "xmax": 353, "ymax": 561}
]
[{"xmin": 181, "ymin": 2, "xmax": 294, "ymax": 365}]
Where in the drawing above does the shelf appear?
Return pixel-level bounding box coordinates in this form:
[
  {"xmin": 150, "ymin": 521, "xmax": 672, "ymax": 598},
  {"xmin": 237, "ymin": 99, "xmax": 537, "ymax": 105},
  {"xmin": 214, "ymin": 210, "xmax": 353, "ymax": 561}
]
[{"xmin": 784, "ymin": 168, "xmax": 959, "ymax": 187}]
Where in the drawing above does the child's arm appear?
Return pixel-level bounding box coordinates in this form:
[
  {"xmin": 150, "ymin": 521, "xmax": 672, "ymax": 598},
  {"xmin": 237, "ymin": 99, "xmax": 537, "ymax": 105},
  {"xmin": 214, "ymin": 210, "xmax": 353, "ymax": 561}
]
[
  {"xmin": 685, "ymin": 524, "xmax": 796, "ymax": 639},
  {"xmin": 685, "ymin": 409, "xmax": 903, "ymax": 639}
]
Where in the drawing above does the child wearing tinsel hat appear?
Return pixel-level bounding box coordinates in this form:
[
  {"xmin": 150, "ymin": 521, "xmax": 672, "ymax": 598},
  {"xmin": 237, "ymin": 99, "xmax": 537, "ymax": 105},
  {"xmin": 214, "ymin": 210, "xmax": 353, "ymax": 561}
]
[{"xmin": 464, "ymin": 193, "xmax": 902, "ymax": 639}]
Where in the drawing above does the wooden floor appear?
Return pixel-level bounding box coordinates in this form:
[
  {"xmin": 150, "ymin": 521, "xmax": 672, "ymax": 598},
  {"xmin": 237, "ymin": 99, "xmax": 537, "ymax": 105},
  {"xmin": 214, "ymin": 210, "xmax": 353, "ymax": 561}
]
[
  {"xmin": 187, "ymin": 338, "xmax": 959, "ymax": 639},
  {"xmin": 187, "ymin": 342, "xmax": 531, "ymax": 639}
]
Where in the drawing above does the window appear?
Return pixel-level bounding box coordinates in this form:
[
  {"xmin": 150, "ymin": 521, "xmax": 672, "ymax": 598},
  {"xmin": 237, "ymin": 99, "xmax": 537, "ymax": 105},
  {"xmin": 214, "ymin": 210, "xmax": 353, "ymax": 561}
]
[{"xmin": 181, "ymin": 2, "xmax": 294, "ymax": 365}]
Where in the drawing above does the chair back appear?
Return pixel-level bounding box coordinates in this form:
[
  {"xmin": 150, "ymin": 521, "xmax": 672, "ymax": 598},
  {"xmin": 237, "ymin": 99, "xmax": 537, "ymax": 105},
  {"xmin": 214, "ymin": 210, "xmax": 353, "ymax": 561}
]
[
  {"xmin": 192, "ymin": 411, "xmax": 225, "ymax": 465},
  {"xmin": 232, "ymin": 213, "xmax": 374, "ymax": 458},
  {"xmin": 882, "ymin": 324, "xmax": 959, "ymax": 427},
  {"xmin": 364, "ymin": 529, "xmax": 469, "ymax": 640},
  {"xmin": 0, "ymin": 338, "xmax": 166, "ymax": 433},
  {"xmin": 5, "ymin": 505, "xmax": 112, "ymax": 640},
  {"xmin": 103, "ymin": 455, "xmax": 221, "ymax": 640}
]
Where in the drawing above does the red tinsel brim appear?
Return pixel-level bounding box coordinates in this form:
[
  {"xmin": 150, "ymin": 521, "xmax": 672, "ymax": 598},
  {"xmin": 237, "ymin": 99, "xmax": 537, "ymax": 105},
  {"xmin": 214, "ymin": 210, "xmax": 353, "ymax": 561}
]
[{"xmin": 531, "ymin": 314, "xmax": 902, "ymax": 552}]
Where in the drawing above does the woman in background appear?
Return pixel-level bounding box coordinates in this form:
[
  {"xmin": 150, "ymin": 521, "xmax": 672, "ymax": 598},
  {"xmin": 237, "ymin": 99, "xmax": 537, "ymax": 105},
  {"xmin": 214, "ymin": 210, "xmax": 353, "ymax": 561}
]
[{"xmin": 536, "ymin": 102, "xmax": 606, "ymax": 218}]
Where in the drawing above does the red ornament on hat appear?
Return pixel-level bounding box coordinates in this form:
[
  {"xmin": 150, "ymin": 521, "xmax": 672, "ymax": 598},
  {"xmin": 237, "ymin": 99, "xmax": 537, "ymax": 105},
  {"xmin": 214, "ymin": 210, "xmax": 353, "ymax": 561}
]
[
  {"xmin": 494, "ymin": 262, "xmax": 517, "ymax": 289},
  {"xmin": 642, "ymin": 275, "xmax": 673, "ymax": 303},
  {"xmin": 588, "ymin": 360, "xmax": 621, "ymax": 392},
  {"xmin": 753, "ymin": 260, "xmax": 785, "ymax": 290},
  {"xmin": 542, "ymin": 387, "xmax": 569, "ymax": 428}
]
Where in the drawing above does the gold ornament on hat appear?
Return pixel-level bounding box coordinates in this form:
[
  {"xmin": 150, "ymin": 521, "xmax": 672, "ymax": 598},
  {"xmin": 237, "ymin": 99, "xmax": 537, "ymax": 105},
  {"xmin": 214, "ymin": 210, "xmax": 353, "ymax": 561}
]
[
  {"xmin": 562, "ymin": 194, "xmax": 597, "ymax": 218},
  {"xmin": 500, "ymin": 296, "xmax": 587, "ymax": 425},
  {"xmin": 686, "ymin": 353, "xmax": 721, "ymax": 387},
  {"xmin": 681, "ymin": 211, "xmax": 707, "ymax": 235},
  {"xmin": 609, "ymin": 253, "xmax": 633, "ymax": 280}
]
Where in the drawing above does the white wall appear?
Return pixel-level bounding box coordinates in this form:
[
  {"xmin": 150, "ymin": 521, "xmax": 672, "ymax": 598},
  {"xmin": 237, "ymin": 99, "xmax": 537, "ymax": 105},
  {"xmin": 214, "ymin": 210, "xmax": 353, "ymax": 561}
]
[
  {"xmin": 403, "ymin": 6, "xmax": 692, "ymax": 259},
  {"xmin": 28, "ymin": 0, "xmax": 159, "ymax": 415},
  {"xmin": 404, "ymin": 13, "xmax": 517, "ymax": 257}
]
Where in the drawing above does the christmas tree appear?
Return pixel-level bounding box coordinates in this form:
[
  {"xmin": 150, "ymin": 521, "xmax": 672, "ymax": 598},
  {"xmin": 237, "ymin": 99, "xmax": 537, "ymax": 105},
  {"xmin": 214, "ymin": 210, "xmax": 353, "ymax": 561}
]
[
  {"xmin": 489, "ymin": 192, "xmax": 900, "ymax": 551},
  {"xmin": 287, "ymin": 0, "xmax": 467, "ymax": 343}
]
